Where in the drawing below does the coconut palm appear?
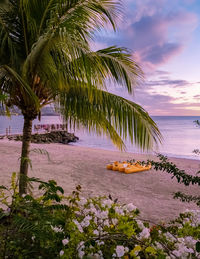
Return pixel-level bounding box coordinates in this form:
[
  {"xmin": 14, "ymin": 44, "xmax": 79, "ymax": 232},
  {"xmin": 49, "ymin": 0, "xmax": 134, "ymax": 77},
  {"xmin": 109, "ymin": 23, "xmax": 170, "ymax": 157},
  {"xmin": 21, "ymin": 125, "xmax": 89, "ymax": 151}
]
[{"xmin": 0, "ymin": 0, "xmax": 161, "ymax": 195}]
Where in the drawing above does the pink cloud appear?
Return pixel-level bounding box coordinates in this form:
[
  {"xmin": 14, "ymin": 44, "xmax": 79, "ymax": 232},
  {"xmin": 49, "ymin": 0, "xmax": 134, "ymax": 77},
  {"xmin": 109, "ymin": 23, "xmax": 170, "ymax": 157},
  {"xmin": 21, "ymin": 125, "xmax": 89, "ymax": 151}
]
[{"xmin": 118, "ymin": 1, "xmax": 198, "ymax": 73}]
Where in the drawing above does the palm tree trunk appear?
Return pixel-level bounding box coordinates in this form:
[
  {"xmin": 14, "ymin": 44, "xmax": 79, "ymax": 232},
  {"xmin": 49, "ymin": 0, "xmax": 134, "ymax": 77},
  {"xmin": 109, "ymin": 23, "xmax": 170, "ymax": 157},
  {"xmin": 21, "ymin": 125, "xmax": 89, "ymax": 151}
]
[{"xmin": 19, "ymin": 115, "xmax": 33, "ymax": 195}]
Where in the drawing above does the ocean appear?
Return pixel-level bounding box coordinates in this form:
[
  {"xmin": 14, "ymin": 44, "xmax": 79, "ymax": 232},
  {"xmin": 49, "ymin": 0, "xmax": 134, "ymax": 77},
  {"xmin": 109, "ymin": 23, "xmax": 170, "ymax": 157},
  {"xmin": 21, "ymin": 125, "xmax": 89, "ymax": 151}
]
[{"xmin": 0, "ymin": 115, "xmax": 200, "ymax": 160}]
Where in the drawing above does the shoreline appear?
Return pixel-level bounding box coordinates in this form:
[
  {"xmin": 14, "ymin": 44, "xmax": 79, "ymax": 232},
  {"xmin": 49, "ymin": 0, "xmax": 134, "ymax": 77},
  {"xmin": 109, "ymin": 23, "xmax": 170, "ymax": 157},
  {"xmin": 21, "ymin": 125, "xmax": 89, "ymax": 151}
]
[
  {"xmin": 0, "ymin": 140, "xmax": 199, "ymax": 223},
  {"xmin": 1, "ymin": 114, "xmax": 200, "ymax": 161},
  {"xmin": 72, "ymin": 142, "xmax": 200, "ymax": 162}
]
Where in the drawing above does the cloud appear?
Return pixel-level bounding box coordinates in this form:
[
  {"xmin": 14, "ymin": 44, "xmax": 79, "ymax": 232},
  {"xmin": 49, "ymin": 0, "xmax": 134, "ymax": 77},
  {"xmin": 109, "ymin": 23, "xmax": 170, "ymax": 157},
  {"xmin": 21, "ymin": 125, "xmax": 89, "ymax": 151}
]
[
  {"xmin": 98, "ymin": 0, "xmax": 198, "ymax": 74},
  {"xmin": 154, "ymin": 70, "xmax": 170, "ymax": 76},
  {"xmin": 97, "ymin": 0, "xmax": 199, "ymax": 116},
  {"xmin": 146, "ymin": 79, "xmax": 190, "ymax": 87},
  {"xmin": 132, "ymin": 91, "xmax": 200, "ymax": 116},
  {"xmin": 126, "ymin": 11, "xmax": 197, "ymax": 72},
  {"xmin": 142, "ymin": 43, "xmax": 183, "ymax": 65}
]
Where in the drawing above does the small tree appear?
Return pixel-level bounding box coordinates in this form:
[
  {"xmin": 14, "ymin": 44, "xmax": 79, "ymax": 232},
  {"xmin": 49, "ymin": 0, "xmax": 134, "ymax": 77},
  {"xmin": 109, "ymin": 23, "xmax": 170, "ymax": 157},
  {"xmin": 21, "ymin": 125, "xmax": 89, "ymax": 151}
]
[
  {"xmin": 0, "ymin": 0, "xmax": 161, "ymax": 194},
  {"xmin": 149, "ymin": 154, "xmax": 200, "ymax": 207}
]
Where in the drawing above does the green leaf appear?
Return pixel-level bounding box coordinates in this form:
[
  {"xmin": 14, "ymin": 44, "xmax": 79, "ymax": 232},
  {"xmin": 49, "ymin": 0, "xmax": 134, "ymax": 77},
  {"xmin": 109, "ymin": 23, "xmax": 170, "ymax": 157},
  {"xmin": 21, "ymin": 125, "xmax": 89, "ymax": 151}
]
[
  {"xmin": 130, "ymin": 245, "xmax": 142, "ymax": 257},
  {"xmin": 0, "ymin": 185, "xmax": 8, "ymax": 190},
  {"xmin": 145, "ymin": 246, "xmax": 157, "ymax": 254},
  {"xmin": 196, "ymin": 241, "xmax": 200, "ymax": 252}
]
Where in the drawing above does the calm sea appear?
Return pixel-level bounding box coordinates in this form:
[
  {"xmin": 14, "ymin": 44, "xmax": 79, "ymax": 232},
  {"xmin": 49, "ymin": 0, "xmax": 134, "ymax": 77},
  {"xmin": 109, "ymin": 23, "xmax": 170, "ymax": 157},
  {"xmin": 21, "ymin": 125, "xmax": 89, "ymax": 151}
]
[{"xmin": 1, "ymin": 115, "xmax": 200, "ymax": 160}]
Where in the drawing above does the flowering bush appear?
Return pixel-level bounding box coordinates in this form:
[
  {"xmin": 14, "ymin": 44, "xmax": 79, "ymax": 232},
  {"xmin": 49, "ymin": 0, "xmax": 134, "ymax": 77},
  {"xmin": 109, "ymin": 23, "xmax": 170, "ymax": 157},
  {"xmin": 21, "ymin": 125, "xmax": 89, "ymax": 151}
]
[{"xmin": 0, "ymin": 174, "xmax": 199, "ymax": 258}]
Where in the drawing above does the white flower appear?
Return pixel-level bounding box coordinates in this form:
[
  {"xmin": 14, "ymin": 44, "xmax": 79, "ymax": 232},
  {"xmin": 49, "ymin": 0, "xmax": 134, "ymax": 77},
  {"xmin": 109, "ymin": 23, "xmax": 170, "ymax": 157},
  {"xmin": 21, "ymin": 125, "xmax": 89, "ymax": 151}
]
[
  {"xmin": 94, "ymin": 217, "xmax": 98, "ymax": 224},
  {"xmin": 85, "ymin": 215, "xmax": 92, "ymax": 221},
  {"xmin": 155, "ymin": 241, "xmax": 163, "ymax": 250},
  {"xmin": 184, "ymin": 236, "xmax": 197, "ymax": 248},
  {"xmin": 95, "ymin": 250, "xmax": 103, "ymax": 258},
  {"xmin": 90, "ymin": 203, "xmax": 95, "ymax": 209},
  {"xmin": 96, "ymin": 240, "xmax": 104, "ymax": 246},
  {"xmin": 73, "ymin": 219, "xmax": 83, "ymax": 233},
  {"xmin": 172, "ymin": 250, "xmax": 182, "ymax": 257},
  {"xmin": 80, "ymin": 215, "xmax": 92, "ymax": 228},
  {"xmin": 78, "ymin": 241, "xmax": 85, "ymax": 248},
  {"xmin": 115, "ymin": 207, "xmax": 124, "ymax": 215},
  {"xmin": 59, "ymin": 250, "xmax": 64, "ymax": 256},
  {"xmin": 81, "ymin": 220, "xmax": 90, "ymax": 228},
  {"xmin": 136, "ymin": 220, "xmax": 145, "ymax": 230},
  {"xmin": 125, "ymin": 203, "xmax": 137, "ymax": 212},
  {"xmin": 102, "ymin": 199, "xmax": 113, "ymax": 208},
  {"xmin": 78, "ymin": 250, "xmax": 85, "ymax": 259},
  {"xmin": 104, "ymin": 219, "xmax": 110, "ymax": 227},
  {"xmin": 22, "ymin": 194, "xmax": 26, "ymax": 198},
  {"xmin": 139, "ymin": 227, "xmax": 150, "ymax": 239},
  {"xmin": 165, "ymin": 232, "xmax": 176, "ymax": 242},
  {"xmin": 115, "ymin": 245, "xmax": 125, "ymax": 257},
  {"xmin": 99, "ymin": 210, "xmax": 108, "ymax": 219},
  {"xmin": 51, "ymin": 226, "xmax": 63, "ymax": 233},
  {"xmin": 93, "ymin": 230, "xmax": 99, "ymax": 235},
  {"xmin": 78, "ymin": 197, "xmax": 87, "ymax": 206},
  {"xmin": 77, "ymin": 242, "xmax": 85, "ymax": 259},
  {"xmin": 112, "ymin": 218, "xmax": 118, "ymax": 225},
  {"xmin": 90, "ymin": 207, "xmax": 98, "ymax": 214},
  {"xmin": 124, "ymin": 247, "xmax": 129, "ymax": 253},
  {"xmin": 62, "ymin": 238, "xmax": 69, "ymax": 246}
]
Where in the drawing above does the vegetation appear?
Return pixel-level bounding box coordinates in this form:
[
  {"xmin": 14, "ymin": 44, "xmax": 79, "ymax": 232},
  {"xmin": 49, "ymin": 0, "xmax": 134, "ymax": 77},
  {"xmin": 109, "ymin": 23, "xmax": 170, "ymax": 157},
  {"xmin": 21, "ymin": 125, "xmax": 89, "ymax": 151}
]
[
  {"xmin": 148, "ymin": 154, "xmax": 200, "ymax": 208},
  {"xmin": 0, "ymin": 0, "xmax": 161, "ymax": 195},
  {"xmin": 0, "ymin": 173, "xmax": 199, "ymax": 258}
]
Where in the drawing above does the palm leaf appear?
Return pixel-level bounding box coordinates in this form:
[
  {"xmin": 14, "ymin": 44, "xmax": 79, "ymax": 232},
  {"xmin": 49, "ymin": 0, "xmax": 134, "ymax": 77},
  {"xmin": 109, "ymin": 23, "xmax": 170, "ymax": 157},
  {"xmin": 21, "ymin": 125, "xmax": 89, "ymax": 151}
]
[
  {"xmin": 58, "ymin": 86, "xmax": 162, "ymax": 150},
  {"xmin": 0, "ymin": 65, "xmax": 39, "ymax": 107}
]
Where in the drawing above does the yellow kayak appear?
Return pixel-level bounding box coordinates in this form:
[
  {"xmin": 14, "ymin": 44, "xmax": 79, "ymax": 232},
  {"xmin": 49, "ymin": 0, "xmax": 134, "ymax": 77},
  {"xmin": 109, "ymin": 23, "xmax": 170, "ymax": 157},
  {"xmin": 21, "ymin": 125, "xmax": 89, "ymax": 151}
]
[
  {"xmin": 106, "ymin": 161, "xmax": 151, "ymax": 174},
  {"xmin": 106, "ymin": 161, "xmax": 128, "ymax": 171},
  {"xmin": 124, "ymin": 164, "xmax": 151, "ymax": 174}
]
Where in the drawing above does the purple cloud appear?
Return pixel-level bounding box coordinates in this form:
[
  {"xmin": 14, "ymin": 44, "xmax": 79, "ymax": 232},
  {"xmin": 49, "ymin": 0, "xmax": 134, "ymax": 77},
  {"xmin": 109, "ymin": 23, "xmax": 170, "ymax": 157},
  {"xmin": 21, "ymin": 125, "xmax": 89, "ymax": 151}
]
[
  {"xmin": 132, "ymin": 91, "xmax": 200, "ymax": 116},
  {"xmin": 154, "ymin": 70, "xmax": 170, "ymax": 76},
  {"xmin": 111, "ymin": 1, "xmax": 198, "ymax": 73},
  {"xmin": 146, "ymin": 79, "xmax": 190, "ymax": 87},
  {"xmin": 142, "ymin": 43, "xmax": 183, "ymax": 65},
  {"xmin": 101, "ymin": 0, "xmax": 199, "ymax": 116}
]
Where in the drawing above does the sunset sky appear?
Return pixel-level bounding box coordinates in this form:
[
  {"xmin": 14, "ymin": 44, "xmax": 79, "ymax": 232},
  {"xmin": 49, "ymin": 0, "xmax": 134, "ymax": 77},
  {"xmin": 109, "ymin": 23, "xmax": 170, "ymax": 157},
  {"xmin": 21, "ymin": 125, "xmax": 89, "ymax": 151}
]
[{"xmin": 96, "ymin": 0, "xmax": 200, "ymax": 116}]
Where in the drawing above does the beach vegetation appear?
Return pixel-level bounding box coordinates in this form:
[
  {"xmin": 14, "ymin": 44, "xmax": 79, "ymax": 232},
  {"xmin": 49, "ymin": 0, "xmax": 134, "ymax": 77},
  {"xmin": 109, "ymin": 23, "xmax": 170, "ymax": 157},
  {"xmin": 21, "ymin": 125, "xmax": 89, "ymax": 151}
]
[
  {"xmin": 148, "ymin": 154, "xmax": 200, "ymax": 208},
  {"xmin": 0, "ymin": 0, "xmax": 161, "ymax": 195},
  {"xmin": 0, "ymin": 173, "xmax": 199, "ymax": 258}
]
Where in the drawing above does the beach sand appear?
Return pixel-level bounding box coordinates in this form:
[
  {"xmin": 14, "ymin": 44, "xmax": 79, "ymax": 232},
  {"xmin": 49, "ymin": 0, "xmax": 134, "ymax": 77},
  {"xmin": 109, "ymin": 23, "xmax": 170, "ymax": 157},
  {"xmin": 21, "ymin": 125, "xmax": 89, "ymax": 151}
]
[{"xmin": 0, "ymin": 140, "xmax": 199, "ymax": 223}]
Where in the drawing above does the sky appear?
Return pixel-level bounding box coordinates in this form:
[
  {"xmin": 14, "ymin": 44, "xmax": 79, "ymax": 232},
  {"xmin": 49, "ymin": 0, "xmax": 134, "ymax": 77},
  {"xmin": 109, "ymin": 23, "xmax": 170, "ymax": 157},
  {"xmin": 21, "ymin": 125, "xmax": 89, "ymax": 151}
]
[{"xmin": 95, "ymin": 0, "xmax": 200, "ymax": 116}]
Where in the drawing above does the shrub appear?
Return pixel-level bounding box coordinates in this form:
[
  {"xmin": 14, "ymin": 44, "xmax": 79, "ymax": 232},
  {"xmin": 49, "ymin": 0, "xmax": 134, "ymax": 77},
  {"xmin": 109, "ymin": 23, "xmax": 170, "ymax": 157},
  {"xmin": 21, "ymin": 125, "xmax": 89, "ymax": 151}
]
[{"xmin": 0, "ymin": 173, "xmax": 199, "ymax": 258}]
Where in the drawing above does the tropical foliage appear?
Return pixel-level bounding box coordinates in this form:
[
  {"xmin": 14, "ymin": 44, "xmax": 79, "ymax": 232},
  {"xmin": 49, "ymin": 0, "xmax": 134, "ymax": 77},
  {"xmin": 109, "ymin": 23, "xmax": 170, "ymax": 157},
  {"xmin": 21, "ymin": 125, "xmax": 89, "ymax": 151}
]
[
  {"xmin": 0, "ymin": 0, "xmax": 161, "ymax": 194},
  {"xmin": 148, "ymin": 154, "xmax": 200, "ymax": 208},
  {"xmin": 0, "ymin": 173, "xmax": 199, "ymax": 258}
]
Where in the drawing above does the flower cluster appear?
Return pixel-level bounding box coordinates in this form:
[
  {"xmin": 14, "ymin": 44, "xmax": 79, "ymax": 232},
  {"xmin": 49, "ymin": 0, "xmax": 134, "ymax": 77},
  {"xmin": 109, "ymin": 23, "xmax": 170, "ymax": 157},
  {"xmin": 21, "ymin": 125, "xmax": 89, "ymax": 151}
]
[
  {"xmin": 0, "ymin": 175, "xmax": 199, "ymax": 259},
  {"xmin": 57, "ymin": 193, "xmax": 200, "ymax": 259}
]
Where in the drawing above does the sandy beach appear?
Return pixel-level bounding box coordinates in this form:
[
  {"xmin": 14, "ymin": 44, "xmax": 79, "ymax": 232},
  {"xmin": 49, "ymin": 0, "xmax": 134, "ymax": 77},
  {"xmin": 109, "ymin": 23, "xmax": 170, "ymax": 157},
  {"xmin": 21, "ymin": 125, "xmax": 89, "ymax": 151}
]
[{"xmin": 0, "ymin": 140, "xmax": 199, "ymax": 223}]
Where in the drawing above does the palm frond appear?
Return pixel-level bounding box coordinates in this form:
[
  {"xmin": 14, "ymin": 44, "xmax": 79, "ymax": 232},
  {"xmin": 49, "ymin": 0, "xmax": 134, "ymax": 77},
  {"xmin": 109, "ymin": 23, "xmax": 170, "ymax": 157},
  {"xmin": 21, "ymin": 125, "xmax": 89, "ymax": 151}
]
[
  {"xmin": 0, "ymin": 0, "xmax": 25, "ymax": 69},
  {"xmin": 58, "ymin": 86, "xmax": 162, "ymax": 150},
  {"xmin": 0, "ymin": 65, "xmax": 39, "ymax": 107},
  {"xmin": 0, "ymin": 0, "xmax": 160, "ymax": 153},
  {"xmin": 28, "ymin": 45, "xmax": 142, "ymax": 98},
  {"xmin": 96, "ymin": 46, "xmax": 143, "ymax": 93}
]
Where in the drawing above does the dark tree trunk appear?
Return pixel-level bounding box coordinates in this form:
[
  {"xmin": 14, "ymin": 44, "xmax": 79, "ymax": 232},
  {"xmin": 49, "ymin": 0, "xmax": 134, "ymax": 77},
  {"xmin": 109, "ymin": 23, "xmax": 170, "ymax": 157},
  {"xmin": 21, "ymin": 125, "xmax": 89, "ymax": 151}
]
[{"xmin": 19, "ymin": 115, "xmax": 33, "ymax": 195}]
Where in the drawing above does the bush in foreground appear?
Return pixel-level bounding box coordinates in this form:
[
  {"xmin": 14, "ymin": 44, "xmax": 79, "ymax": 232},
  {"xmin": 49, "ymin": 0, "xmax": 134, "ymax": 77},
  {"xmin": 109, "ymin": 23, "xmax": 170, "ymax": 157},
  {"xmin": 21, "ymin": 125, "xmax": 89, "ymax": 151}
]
[{"xmin": 0, "ymin": 174, "xmax": 199, "ymax": 259}]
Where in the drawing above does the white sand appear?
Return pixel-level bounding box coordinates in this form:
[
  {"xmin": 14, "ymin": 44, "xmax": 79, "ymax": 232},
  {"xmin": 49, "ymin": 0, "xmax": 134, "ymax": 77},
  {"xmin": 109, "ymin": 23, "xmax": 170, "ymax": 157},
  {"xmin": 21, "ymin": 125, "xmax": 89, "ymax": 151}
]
[{"xmin": 0, "ymin": 140, "xmax": 199, "ymax": 223}]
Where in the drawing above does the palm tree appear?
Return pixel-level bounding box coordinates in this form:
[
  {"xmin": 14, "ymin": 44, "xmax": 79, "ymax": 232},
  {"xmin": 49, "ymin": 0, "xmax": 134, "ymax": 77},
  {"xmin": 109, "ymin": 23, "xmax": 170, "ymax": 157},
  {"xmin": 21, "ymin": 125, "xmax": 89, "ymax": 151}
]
[{"xmin": 0, "ymin": 0, "xmax": 161, "ymax": 195}]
